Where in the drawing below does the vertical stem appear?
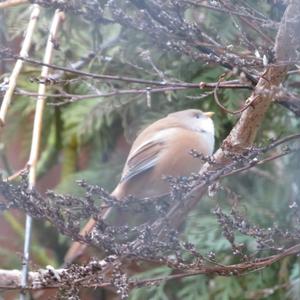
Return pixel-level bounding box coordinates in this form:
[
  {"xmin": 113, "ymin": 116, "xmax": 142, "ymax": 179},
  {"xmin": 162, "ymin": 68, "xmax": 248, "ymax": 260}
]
[
  {"xmin": 0, "ymin": 4, "xmax": 40, "ymax": 126},
  {"xmin": 20, "ymin": 9, "xmax": 65, "ymax": 300},
  {"xmin": 19, "ymin": 216, "xmax": 32, "ymax": 300}
]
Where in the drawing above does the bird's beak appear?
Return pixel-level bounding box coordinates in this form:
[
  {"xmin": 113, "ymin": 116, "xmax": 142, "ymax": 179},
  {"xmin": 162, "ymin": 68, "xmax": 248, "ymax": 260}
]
[{"xmin": 203, "ymin": 111, "xmax": 215, "ymax": 118}]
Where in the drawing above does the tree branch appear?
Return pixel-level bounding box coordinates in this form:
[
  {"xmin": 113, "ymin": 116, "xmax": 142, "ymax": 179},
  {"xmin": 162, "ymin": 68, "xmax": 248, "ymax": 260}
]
[{"xmin": 0, "ymin": 243, "xmax": 299, "ymax": 290}]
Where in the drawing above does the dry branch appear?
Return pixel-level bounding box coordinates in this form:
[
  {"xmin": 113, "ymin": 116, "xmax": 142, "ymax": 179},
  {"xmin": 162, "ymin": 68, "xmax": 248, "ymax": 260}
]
[{"xmin": 0, "ymin": 243, "xmax": 299, "ymax": 291}]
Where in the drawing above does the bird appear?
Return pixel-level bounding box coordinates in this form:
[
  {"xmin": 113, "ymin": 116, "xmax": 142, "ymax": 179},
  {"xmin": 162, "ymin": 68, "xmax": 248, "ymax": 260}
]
[{"xmin": 64, "ymin": 109, "xmax": 215, "ymax": 264}]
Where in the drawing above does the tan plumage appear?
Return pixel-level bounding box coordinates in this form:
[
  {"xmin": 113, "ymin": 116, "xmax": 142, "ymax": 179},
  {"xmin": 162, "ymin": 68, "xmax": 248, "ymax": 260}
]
[{"xmin": 64, "ymin": 109, "xmax": 215, "ymax": 264}]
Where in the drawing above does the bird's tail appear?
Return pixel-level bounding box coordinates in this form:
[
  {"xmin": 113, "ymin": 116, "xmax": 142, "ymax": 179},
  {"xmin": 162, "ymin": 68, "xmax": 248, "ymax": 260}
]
[{"xmin": 64, "ymin": 207, "xmax": 112, "ymax": 265}]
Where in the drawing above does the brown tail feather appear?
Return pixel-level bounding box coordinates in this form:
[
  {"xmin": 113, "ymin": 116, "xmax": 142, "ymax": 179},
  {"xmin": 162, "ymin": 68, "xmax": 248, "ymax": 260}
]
[
  {"xmin": 64, "ymin": 207, "xmax": 112, "ymax": 264},
  {"xmin": 64, "ymin": 186, "xmax": 123, "ymax": 264}
]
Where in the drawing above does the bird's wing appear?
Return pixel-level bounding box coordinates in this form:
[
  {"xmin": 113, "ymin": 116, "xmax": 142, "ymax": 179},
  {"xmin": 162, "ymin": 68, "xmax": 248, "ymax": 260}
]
[{"xmin": 120, "ymin": 139, "xmax": 164, "ymax": 183}]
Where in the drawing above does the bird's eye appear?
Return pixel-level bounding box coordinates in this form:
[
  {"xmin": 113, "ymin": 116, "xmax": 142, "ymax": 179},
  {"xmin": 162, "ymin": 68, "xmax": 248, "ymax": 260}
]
[{"xmin": 194, "ymin": 113, "xmax": 201, "ymax": 119}]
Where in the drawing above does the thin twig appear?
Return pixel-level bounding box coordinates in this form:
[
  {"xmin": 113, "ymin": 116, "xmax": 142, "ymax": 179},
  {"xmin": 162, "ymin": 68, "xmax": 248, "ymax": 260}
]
[
  {"xmin": 5, "ymin": 166, "xmax": 29, "ymax": 182},
  {"xmin": 224, "ymin": 148, "xmax": 300, "ymax": 178},
  {"xmin": 0, "ymin": 52, "xmax": 255, "ymax": 89},
  {"xmin": 131, "ymin": 243, "xmax": 300, "ymax": 288},
  {"xmin": 213, "ymin": 79, "xmax": 254, "ymax": 115},
  {"xmin": 219, "ymin": 0, "xmax": 274, "ymax": 45},
  {"xmin": 7, "ymin": 81, "xmax": 251, "ymax": 106},
  {"xmin": 266, "ymin": 133, "xmax": 300, "ymax": 150},
  {"xmin": 183, "ymin": 0, "xmax": 277, "ymax": 26}
]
